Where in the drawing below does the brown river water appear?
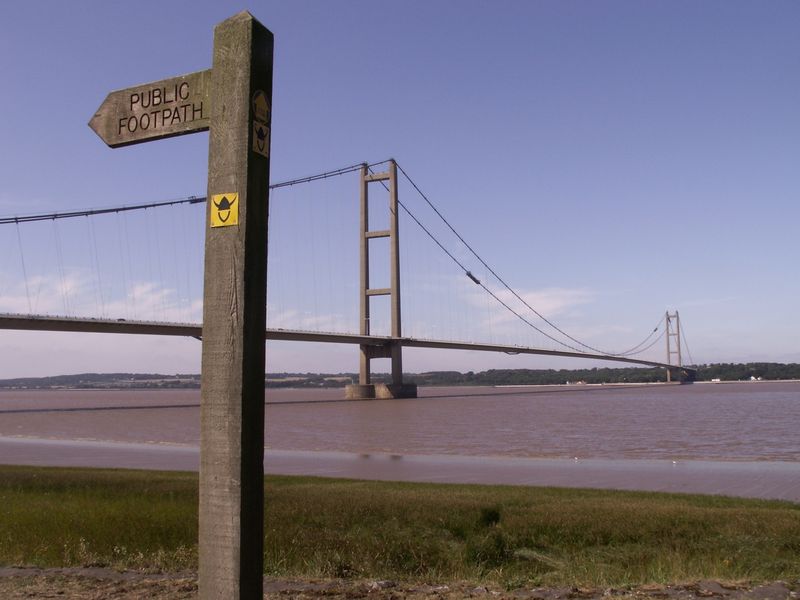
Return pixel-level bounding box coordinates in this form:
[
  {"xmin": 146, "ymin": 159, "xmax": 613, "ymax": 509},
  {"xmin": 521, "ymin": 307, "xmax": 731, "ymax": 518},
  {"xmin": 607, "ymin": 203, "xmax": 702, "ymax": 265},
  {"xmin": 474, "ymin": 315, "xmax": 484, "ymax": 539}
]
[{"xmin": 0, "ymin": 381, "xmax": 798, "ymax": 462}]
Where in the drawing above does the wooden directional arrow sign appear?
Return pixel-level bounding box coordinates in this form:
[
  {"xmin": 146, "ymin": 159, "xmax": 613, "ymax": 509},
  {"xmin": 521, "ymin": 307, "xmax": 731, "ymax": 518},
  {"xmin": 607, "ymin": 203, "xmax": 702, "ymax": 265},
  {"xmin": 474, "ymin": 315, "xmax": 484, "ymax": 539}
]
[{"xmin": 89, "ymin": 69, "xmax": 211, "ymax": 148}]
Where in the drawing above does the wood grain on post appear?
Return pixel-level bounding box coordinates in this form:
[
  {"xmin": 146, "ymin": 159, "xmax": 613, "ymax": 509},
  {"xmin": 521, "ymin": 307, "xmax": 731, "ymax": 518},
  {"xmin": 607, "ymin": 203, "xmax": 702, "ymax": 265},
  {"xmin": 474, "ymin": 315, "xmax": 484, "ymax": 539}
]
[{"xmin": 199, "ymin": 11, "xmax": 273, "ymax": 600}]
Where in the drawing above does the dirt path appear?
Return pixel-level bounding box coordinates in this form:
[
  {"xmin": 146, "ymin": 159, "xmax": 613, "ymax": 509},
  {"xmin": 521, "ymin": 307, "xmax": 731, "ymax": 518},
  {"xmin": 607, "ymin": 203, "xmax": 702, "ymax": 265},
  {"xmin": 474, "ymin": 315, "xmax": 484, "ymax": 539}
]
[{"xmin": 0, "ymin": 567, "xmax": 796, "ymax": 599}]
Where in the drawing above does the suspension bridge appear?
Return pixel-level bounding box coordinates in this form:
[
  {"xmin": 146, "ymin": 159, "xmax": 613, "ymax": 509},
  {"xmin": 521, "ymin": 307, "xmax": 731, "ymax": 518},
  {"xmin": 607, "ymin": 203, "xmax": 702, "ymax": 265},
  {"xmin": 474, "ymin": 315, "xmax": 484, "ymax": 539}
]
[{"xmin": 0, "ymin": 159, "xmax": 696, "ymax": 396}]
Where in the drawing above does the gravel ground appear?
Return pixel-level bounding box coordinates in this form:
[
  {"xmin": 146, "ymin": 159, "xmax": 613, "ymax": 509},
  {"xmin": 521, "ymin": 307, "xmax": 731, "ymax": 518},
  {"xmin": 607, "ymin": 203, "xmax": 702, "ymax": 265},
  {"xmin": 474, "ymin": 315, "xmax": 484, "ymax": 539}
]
[{"xmin": 0, "ymin": 568, "xmax": 797, "ymax": 599}]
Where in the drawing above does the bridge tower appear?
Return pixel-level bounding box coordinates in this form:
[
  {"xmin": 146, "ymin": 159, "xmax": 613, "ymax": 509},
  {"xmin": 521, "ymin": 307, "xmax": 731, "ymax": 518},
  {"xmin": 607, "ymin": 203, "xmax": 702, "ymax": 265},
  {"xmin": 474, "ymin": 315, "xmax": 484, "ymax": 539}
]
[
  {"xmin": 665, "ymin": 310, "xmax": 682, "ymax": 382},
  {"xmin": 345, "ymin": 160, "xmax": 418, "ymax": 399}
]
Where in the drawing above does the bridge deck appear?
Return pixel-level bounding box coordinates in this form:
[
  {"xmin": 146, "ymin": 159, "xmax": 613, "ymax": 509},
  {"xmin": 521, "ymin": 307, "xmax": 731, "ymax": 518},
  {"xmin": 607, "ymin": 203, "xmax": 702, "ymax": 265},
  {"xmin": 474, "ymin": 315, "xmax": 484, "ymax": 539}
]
[{"xmin": 0, "ymin": 313, "xmax": 695, "ymax": 374}]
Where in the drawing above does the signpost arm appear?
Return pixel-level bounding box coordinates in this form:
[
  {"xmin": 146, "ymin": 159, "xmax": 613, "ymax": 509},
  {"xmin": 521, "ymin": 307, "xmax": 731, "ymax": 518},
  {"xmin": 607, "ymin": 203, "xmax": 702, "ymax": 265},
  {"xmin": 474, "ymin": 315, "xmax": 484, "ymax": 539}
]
[{"xmin": 199, "ymin": 11, "xmax": 273, "ymax": 600}]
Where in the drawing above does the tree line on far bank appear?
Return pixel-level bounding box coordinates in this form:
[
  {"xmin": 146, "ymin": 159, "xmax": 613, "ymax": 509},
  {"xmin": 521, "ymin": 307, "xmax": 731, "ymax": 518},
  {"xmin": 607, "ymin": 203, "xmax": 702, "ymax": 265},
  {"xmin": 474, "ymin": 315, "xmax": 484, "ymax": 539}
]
[
  {"xmin": 404, "ymin": 362, "xmax": 800, "ymax": 386},
  {"xmin": 0, "ymin": 363, "xmax": 798, "ymax": 389}
]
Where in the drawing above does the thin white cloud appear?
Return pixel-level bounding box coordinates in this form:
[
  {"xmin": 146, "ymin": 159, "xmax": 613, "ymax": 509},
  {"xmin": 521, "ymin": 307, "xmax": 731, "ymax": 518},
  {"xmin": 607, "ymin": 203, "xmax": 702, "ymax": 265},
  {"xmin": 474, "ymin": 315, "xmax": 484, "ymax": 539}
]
[
  {"xmin": 266, "ymin": 305, "xmax": 355, "ymax": 334},
  {"xmin": 478, "ymin": 287, "xmax": 596, "ymax": 327},
  {"xmin": 103, "ymin": 281, "xmax": 202, "ymax": 323},
  {"xmin": 0, "ymin": 272, "xmax": 91, "ymax": 315},
  {"xmin": 0, "ymin": 271, "xmax": 202, "ymax": 323}
]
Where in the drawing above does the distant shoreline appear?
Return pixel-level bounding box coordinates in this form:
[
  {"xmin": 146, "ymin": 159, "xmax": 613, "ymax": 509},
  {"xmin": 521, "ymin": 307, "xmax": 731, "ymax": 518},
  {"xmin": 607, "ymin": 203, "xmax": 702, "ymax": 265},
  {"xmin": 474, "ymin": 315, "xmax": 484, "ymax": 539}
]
[{"xmin": 2, "ymin": 373, "xmax": 800, "ymax": 391}]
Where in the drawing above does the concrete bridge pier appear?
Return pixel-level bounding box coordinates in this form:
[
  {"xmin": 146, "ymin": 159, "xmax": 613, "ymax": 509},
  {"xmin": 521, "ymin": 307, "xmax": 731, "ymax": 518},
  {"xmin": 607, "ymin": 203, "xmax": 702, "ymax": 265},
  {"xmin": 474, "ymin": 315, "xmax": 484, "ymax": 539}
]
[
  {"xmin": 346, "ymin": 340, "xmax": 418, "ymax": 399},
  {"xmin": 668, "ymin": 367, "xmax": 696, "ymax": 384},
  {"xmin": 345, "ymin": 382, "xmax": 419, "ymax": 400}
]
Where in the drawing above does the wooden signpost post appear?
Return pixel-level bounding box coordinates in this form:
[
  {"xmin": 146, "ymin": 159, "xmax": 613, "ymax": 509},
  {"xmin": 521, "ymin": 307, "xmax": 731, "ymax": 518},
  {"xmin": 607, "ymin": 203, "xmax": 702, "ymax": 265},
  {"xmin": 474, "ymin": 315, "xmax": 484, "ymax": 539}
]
[{"xmin": 90, "ymin": 12, "xmax": 273, "ymax": 600}]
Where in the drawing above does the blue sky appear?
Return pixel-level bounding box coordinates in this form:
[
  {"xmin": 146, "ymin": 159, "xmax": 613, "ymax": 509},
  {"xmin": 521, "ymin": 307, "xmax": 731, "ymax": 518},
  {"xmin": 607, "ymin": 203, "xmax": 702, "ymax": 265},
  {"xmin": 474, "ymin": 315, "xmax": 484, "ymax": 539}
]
[{"xmin": 1, "ymin": 1, "xmax": 798, "ymax": 377}]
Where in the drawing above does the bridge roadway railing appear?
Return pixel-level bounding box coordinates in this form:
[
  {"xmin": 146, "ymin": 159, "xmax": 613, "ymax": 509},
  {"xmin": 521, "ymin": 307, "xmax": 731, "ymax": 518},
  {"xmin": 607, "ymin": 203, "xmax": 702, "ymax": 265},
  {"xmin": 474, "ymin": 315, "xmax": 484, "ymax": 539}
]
[{"xmin": 0, "ymin": 313, "xmax": 696, "ymax": 380}]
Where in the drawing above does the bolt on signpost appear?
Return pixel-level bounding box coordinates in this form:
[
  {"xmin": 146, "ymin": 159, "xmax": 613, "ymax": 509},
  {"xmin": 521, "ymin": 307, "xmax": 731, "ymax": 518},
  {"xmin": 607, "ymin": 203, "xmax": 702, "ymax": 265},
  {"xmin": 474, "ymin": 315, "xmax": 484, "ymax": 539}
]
[{"xmin": 90, "ymin": 12, "xmax": 273, "ymax": 599}]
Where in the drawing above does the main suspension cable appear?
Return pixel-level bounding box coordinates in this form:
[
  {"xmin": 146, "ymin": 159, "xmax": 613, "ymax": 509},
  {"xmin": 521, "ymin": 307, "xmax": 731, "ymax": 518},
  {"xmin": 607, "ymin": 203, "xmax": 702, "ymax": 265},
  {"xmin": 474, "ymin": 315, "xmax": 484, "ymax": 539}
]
[
  {"xmin": 680, "ymin": 324, "xmax": 696, "ymax": 367},
  {"xmin": 3, "ymin": 157, "xmax": 671, "ymax": 360},
  {"xmin": 395, "ymin": 161, "xmax": 664, "ymax": 357},
  {"xmin": 366, "ymin": 164, "xmax": 600, "ymax": 353},
  {"xmin": 0, "ymin": 160, "xmax": 392, "ymax": 225}
]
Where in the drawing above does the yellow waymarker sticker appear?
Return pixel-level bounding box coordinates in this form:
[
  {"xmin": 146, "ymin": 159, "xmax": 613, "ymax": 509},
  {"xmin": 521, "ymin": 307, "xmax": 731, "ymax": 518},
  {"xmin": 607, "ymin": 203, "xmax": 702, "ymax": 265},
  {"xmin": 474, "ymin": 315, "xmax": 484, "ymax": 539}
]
[
  {"xmin": 252, "ymin": 122, "xmax": 270, "ymax": 158},
  {"xmin": 210, "ymin": 193, "xmax": 239, "ymax": 227}
]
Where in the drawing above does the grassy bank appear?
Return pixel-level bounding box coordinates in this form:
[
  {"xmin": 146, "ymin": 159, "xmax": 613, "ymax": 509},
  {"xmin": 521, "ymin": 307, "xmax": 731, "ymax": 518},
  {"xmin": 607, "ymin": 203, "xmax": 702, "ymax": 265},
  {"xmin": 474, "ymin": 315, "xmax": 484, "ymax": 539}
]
[{"xmin": 0, "ymin": 466, "xmax": 798, "ymax": 587}]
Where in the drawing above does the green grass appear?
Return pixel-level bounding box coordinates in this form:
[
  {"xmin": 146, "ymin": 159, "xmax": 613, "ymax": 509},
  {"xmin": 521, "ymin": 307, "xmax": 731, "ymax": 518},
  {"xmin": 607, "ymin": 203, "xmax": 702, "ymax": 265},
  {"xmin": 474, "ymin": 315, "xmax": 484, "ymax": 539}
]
[{"xmin": 0, "ymin": 465, "xmax": 798, "ymax": 587}]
